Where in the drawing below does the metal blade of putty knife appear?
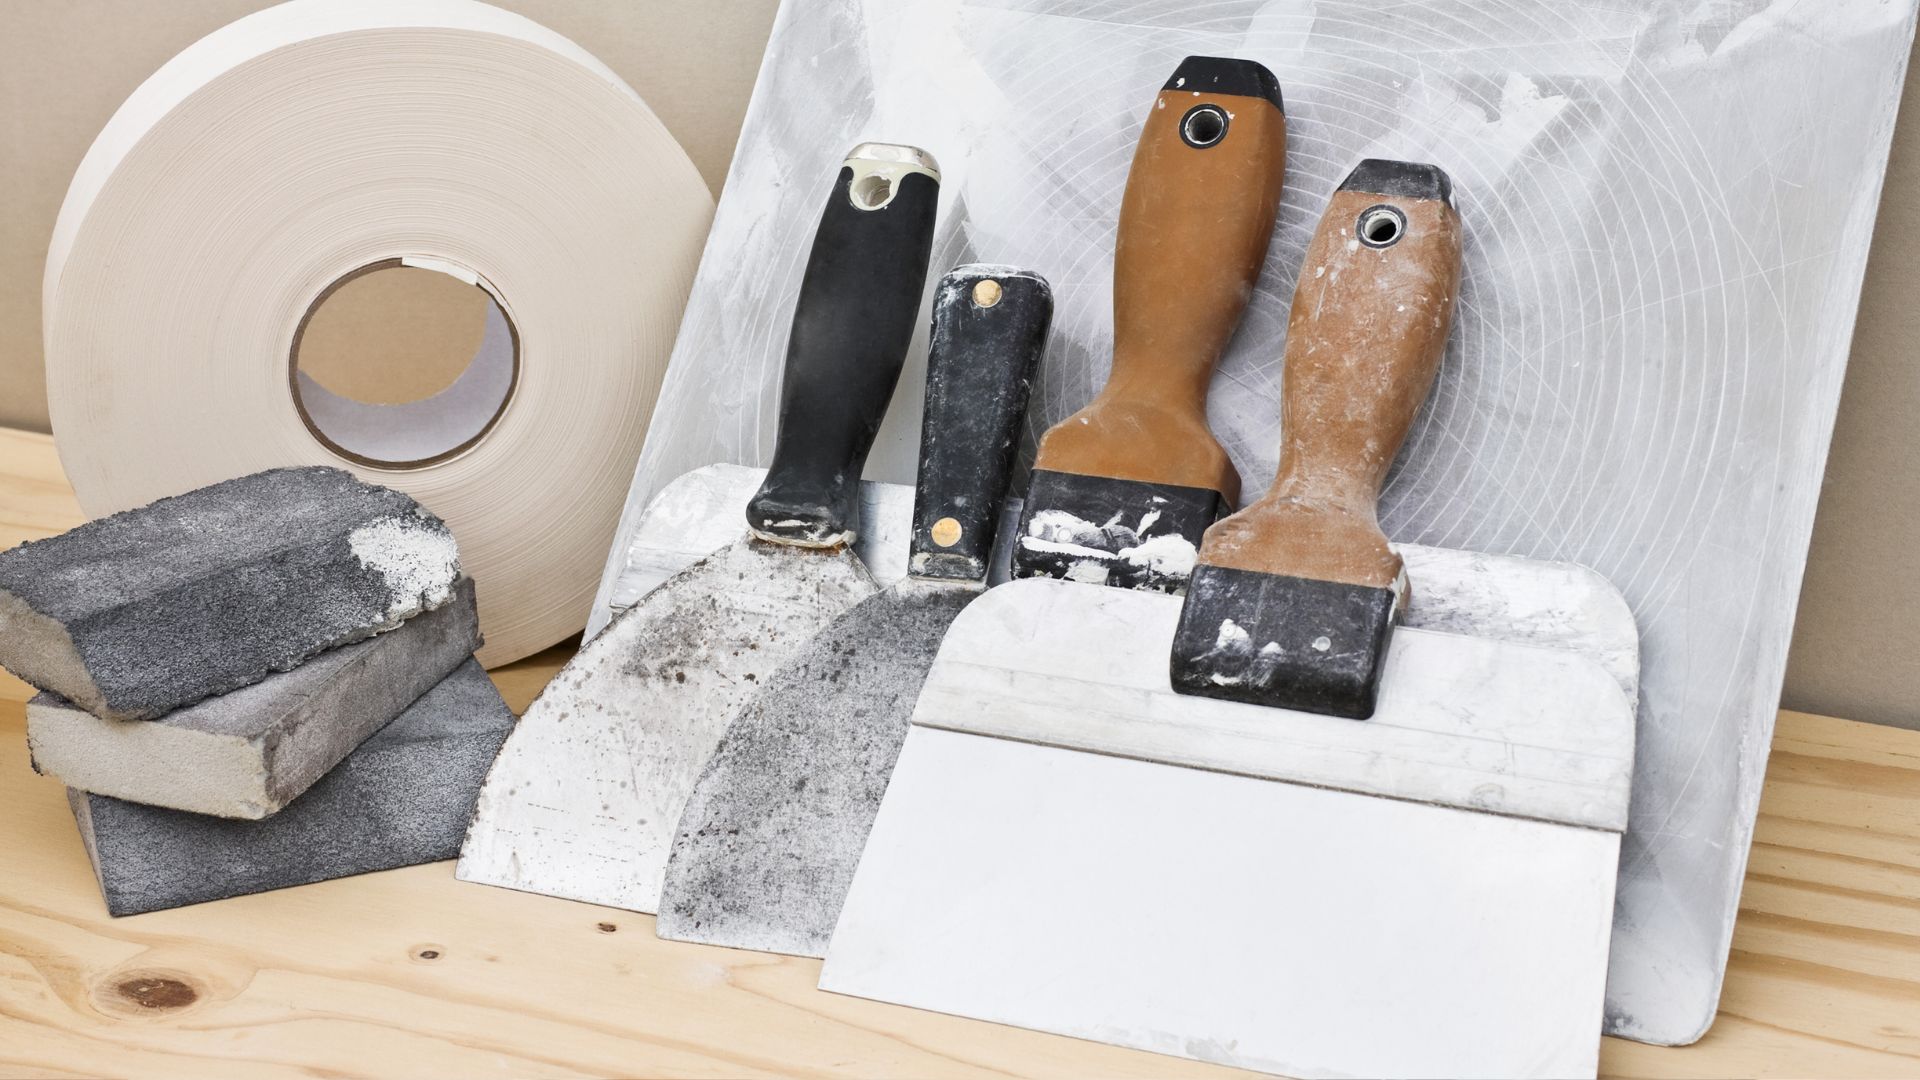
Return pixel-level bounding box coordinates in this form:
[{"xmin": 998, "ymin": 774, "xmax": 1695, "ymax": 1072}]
[
  {"xmin": 656, "ymin": 266, "xmax": 1052, "ymax": 957},
  {"xmin": 822, "ymin": 583, "xmax": 1633, "ymax": 1078},
  {"xmin": 457, "ymin": 143, "xmax": 941, "ymax": 913},
  {"xmin": 1013, "ymin": 55, "xmax": 1284, "ymax": 593},
  {"xmin": 822, "ymin": 167, "xmax": 1640, "ymax": 1077},
  {"xmin": 1171, "ymin": 158, "xmax": 1462, "ymax": 719}
]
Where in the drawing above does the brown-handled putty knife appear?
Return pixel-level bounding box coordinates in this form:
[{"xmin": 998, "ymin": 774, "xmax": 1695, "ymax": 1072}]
[
  {"xmin": 458, "ymin": 143, "xmax": 939, "ymax": 914},
  {"xmin": 822, "ymin": 165, "xmax": 1642, "ymax": 1078},
  {"xmin": 1012, "ymin": 56, "xmax": 1284, "ymax": 592},
  {"xmin": 1171, "ymin": 159, "xmax": 1461, "ymax": 718},
  {"xmin": 656, "ymin": 265, "xmax": 1051, "ymax": 957}
]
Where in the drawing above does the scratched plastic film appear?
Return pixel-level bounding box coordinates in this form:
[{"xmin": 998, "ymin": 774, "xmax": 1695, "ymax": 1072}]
[{"xmin": 592, "ymin": 0, "xmax": 1918, "ymax": 1046}]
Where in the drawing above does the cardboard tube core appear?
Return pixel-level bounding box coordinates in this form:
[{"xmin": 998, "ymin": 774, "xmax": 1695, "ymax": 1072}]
[{"xmin": 290, "ymin": 258, "xmax": 520, "ymax": 470}]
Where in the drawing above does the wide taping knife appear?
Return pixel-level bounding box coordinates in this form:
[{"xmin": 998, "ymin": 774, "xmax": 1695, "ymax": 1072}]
[
  {"xmin": 1012, "ymin": 55, "xmax": 1284, "ymax": 592},
  {"xmin": 1172, "ymin": 159, "xmax": 1460, "ymax": 718},
  {"xmin": 457, "ymin": 142, "xmax": 939, "ymax": 913},
  {"xmin": 655, "ymin": 265, "xmax": 1051, "ymax": 957},
  {"xmin": 821, "ymin": 164, "xmax": 1641, "ymax": 1077}
]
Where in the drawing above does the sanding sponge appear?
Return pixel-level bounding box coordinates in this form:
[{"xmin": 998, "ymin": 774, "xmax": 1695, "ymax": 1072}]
[
  {"xmin": 28, "ymin": 578, "xmax": 481, "ymax": 818},
  {"xmin": 68, "ymin": 658, "xmax": 513, "ymax": 917},
  {"xmin": 0, "ymin": 466, "xmax": 461, "ymax": 721}
]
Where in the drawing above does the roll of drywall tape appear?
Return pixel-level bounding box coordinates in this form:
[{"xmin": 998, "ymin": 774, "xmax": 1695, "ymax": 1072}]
[{"xmin": 44, "ymin": 0, "xmax": 714, "ymax": 666}]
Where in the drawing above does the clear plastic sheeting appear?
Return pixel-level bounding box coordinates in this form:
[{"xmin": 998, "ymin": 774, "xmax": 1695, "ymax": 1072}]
[{"xmin": 592, "ymin": 0, "xmax": 1917, "ymax": 1046}]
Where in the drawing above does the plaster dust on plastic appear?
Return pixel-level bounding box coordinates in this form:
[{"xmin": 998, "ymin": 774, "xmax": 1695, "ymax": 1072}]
[
  {"xmin": 590, "ymin": 0, "xmax": 1918, "ymax": 1046},
  {"xmin": 1019, "ymin": 506, "xmax": 1199, "ymax": 585}
]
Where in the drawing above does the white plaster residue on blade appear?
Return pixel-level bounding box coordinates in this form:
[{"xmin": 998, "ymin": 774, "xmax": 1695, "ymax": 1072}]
[
  {"xmin": 1401, "ymin": 546, "xmax": 1640, "ymax": 705},
  {"xmin": 823, "ymin": 728, "xmax": 1619, "ymax": 1078},
  {"xmin": 917, "ymin": 579, "xmax": 1635, "ymax": 831},
  {"xmin": 656, "ymin": 579, "xmax": 975, "ymax": 957},
  {"xmin": 348, "ymin": 513, "xmax": 461, "ymax": 623},
  {"xmin": 458, "ymin": 535, "xmax": 877, "ymax": 913},
  {"xmin": 607, "ymin": 465, "xmax": 916, "ymax": 611}
]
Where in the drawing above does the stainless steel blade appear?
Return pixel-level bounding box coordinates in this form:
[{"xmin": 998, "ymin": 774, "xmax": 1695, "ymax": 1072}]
[
  {"xmin": 456, "ymin": 533, "xmax": 877, "ymax": 912},
  {"xmin": 655, "ymin": 578, "xmax": 975, "ymax": 956},
  {"xmin": 904, "ymin": 580, "xmax": 1635, "ymax": 827},
  {"xmin": 819, "ymin": 579, "xmax": 1636, "ymax": 1077},
  {"xmin": 822, "ymin": 726, "xmax": 1621, "ymax": 1079}
]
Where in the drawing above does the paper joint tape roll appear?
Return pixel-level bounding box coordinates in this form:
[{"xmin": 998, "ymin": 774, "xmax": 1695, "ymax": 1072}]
[{"xmin": 44, "ymin": 0, "xmax": 715, "ymax": 666}]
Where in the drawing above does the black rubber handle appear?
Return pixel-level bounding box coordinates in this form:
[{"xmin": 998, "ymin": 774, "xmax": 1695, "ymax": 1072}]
[
  {"xmin": 910, "ymin": 266, "xmax": 1052, "ymax": 581},
  {"xmin": 747, "ymin": 145, "xmax": 941, "ymax": 547}
]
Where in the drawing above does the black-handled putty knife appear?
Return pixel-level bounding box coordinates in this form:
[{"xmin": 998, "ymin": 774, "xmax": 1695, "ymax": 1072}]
[
  {"xmin": 657, "ymin": 265, "xmax": 1052, "ymax": 958},
  {"xmin": 458, "ymin": 142, "xmax": 940, "ymax": 914}
]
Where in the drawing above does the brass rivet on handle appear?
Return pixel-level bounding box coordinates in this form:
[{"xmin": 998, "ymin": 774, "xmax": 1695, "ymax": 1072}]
[
  {"xmin": 972, "ymin": 279, "xmax": 1003, "ymax": 307},
  {"xmin": 930, "ymin": 517, "xmax": 963, "ymax": 547}
]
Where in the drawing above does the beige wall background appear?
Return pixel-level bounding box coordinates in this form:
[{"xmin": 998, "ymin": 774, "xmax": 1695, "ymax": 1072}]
[{"xmin": 3, "ymin": 3, "xmax": 1916, "ymax": 728}]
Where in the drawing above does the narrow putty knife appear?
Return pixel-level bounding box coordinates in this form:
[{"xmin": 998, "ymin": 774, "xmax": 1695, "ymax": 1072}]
[
  {"xmin": 822, "ymin": 166, "xmax": 1640, "ymax": 1078},
  {"xmin": 458, "ymin": 142, "xmax": 940, "ymax": 913},
  {"xmin": 656, "ymin": 265, "xmax": 1052, "ymax": 957},
  {"xmin": 1013, "ymin": 55, "xmax": 1284, "ymax": 593}
]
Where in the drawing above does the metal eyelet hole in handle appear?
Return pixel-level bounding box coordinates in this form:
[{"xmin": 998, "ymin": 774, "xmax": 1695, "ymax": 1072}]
[
  {"xmin": 1357, "ymin": 205, "xmax": 1407, "ymax": 248},
  {"xmin": 849, "ymin": 172, "xmax": 895, "ymax": 210},
  {"xmin": 1179, "ymin": 104, "xmax": 1229, "ymax": 149}
]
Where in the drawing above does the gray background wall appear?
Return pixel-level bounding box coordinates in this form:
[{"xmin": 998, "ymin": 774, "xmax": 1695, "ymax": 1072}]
[{"xmin": 2, "ymin": 2, "xmax": 1913, "ymax": 728}]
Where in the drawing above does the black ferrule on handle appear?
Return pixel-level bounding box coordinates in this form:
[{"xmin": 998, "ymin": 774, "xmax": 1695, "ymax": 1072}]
[
  {"xmin": 910, "ymin": 266, "xmax": 1052, "ymax": 581},
  {"xmin": 747, "ymin": 148, "xmax": 941, "ymax": 547},
  {"xmin": 1162, "ymin": 55, "xmax": 1284, "ymax": 112}
]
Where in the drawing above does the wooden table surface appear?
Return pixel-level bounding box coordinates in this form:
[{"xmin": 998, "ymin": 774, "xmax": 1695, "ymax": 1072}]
[{"xmin": 1, "ymin": 426, "xmax": 1916, "ymax": 1078}]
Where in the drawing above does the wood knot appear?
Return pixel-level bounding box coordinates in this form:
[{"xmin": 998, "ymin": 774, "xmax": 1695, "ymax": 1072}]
[
  {"xmin": 92, "ymin": 968, "xmax": 207, "ymax": 1018},
  {"xmin": 596, "ymin": 922, "xmax": 618, "ymax": 934},
  {"xmin": 115, "ymin": 975, "xmax": 198, "ymax": 1010},
  {"xmin": 410, "ymin": 944, "xmax": 445, "ymax": 963}
]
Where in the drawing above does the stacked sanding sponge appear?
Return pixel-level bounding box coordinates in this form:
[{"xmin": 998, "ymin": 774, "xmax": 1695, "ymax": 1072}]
[{"xmin": 0, "ymin": 467, "xmax": 513, "ymax": 915}]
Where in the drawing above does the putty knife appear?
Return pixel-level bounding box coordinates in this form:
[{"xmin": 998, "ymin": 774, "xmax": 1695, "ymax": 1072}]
[
  {"xmin": 1013, "ymin": 55, "xmax": 1284, "ymax": 593},
  {"xmin": 656, "ymin": 265, "xmax": 1052, "ymax": 957},
  {"xmin": 457, "ymin": 142, "xmax": 940, "ymax": 913},
  {"xmin": 821, "ymin": 165, "xmax": 1639, "ymax": 1077}
]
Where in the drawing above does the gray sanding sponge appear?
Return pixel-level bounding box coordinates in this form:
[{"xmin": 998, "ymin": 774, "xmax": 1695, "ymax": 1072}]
[
  {"xmin": 69, "ymin": 658, "xmax": 513, "ymax": 917},
  {"xmin": 28, "ymin": 577, "xmax": 481, "ymax": 819},
  {"xmin": 0, "ymin": 466, "xmax": 462, "ymax": 720}
]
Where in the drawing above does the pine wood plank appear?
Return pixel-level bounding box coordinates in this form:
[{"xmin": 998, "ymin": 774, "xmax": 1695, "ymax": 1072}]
[{"xmin": 0, "ymin": 427, "xmax": 1915, "ymax": 1077}]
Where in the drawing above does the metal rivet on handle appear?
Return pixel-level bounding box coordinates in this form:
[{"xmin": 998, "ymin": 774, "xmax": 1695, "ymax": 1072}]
[
  {"xmin": 1357, "ymin": 205, "xmax": 1407, "ymax": 248},
  {"xmin": 930, "ymin": 517, "xmax": 963, "ymax": 547},
  {"xmin": 972, "ymin": 279, "xmax": 1003, "ymax": 307},
  {"xmin": 1179, "ymin": 103, "xmax": 1229, "ymax": 149}
]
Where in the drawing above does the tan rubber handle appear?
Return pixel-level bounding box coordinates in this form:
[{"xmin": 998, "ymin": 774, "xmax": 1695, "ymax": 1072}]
[
  {"xmin": 1196, "ymin": 161, "xmax": 1463, "ymax": 601},
  {"xmin": 1030, "ymin": 58, "xmax": 1287, "ymax": 506}
]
